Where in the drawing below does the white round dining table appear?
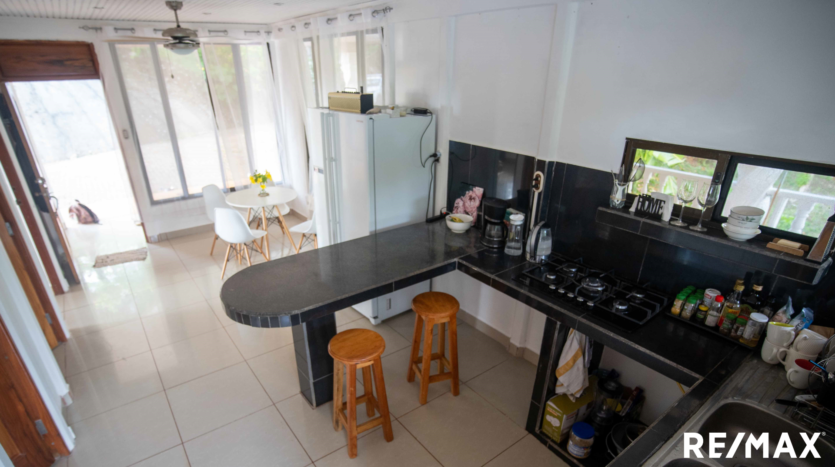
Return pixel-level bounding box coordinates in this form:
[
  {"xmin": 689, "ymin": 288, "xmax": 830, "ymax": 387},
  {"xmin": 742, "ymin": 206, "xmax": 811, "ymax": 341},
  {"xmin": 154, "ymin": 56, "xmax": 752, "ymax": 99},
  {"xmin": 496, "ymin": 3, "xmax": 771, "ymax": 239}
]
[{"xmin": 226, "ymin": 186, "xmax": 297, "ymax": 259}]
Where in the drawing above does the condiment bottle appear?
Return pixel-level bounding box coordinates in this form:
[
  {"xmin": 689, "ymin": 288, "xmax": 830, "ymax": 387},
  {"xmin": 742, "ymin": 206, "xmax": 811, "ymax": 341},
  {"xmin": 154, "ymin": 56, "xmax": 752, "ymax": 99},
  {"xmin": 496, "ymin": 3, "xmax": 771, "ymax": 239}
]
[
  {"xmin": 671, "ymin": 293, "xmax": 687, "ymax": 315},
  {"xmin": 504, "ymin": 214, "xmax": 525, "ymax": 256},
  {"xmin": 694, "ymin": 304, "xmax": 709, "ymax": 323},
  {"xmin": 717, "ymin": 281, "xmax": 744, "ymax": 330},
  {"xmin": 681, "ymin": 296, "xmax": 698, "ymax": 320},
  {"xmin": 705, "ymin": 296, "xmax": 724, "ymax": 327},
  {"xmin": 740, "ymin": 283, "xmax": 764, "ymax": 319},
  {"xmin": 740, "ymin": 312, "xmax": 768, "ymax": 346}
]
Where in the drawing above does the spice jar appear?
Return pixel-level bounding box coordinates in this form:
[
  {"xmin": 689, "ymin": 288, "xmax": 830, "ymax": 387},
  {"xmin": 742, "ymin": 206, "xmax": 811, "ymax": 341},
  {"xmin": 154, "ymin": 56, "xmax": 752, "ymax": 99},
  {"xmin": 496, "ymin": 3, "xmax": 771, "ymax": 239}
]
[
  {"xmin": 740, "ymin": 312, "xmax": 768, "ymax": 347},
  {"xmin": 671, "ymin": 293, "xmax": 687, "ymax": 316},
  {"xmin": 730, "ymin": 315, "xmax": 749, "ymax": 340},
  {"xmin": 695, "ymin": 304, "xmax": 709, "ymax": 323},
  {"xmin": 703, "ymin": 288, "xmax": 721, "ymax": 307},
  {"xmin": 568, "ymin": 422, "xmax": 595, "ymax": 459},
  {"xmin": 681, "ymin": 296, "xmax": 698, "ymax": 320},
  {"xmin": 705, "ymin": 296, "xmax": 724, "ymax": 327}
]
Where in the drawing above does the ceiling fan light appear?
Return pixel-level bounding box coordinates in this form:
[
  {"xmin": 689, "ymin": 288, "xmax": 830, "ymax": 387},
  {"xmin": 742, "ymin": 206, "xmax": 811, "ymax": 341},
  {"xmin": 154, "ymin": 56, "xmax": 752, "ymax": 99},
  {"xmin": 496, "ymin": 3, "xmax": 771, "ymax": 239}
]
[{"xmin": 164, "ymin": 41, "xmax": 198, "ymax": 55}]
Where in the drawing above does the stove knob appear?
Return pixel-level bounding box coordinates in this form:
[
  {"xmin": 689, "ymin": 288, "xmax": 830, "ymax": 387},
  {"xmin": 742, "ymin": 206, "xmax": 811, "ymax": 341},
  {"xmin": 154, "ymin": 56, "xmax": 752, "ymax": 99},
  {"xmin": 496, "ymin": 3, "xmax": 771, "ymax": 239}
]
[
  {"xmin": 567, "ymin": 293, "xmax": 575, "ymax": 298},
  {"xmin": 549, "ymin": 285, "xmax": 557, "ymax": 290},
  {"xmin": 557, "ymin": 288, "xmax": 565, "ymax": 294},
  {"xmin": 586, "ymin": 301, "xmax": 594, "ymax": 307},
  {"xmin": 577, "ymin": 297, "xmax": 584, "ymax": 302}
]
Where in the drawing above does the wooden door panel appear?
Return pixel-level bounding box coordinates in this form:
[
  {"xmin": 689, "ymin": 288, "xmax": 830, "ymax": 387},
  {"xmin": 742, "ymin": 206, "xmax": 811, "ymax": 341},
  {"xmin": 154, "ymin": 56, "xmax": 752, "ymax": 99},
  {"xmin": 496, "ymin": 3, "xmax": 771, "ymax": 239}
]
[{"xmin": 0, "ymin": 41, "xmax": 98, "ymax": 81}]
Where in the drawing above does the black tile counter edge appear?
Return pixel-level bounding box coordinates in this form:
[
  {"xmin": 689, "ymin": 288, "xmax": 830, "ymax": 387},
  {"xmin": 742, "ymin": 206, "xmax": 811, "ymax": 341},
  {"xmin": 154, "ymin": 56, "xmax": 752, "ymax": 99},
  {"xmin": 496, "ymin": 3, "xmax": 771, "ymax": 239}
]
[
  {"xmin": 223, "ymin": 260, "xmax": 462, "ymax": 328},
  {"xmin": 479, "ymin": 271, "xmax": 702, "ymax": 386}
]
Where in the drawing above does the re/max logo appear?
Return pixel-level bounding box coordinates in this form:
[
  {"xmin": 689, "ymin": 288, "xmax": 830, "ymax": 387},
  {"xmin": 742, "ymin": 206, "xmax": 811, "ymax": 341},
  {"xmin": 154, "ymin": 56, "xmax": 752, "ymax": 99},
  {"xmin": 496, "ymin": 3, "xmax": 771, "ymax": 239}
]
[{"xmin": 684, "ymin": 432, "xmax": 823, "ymax": 459}]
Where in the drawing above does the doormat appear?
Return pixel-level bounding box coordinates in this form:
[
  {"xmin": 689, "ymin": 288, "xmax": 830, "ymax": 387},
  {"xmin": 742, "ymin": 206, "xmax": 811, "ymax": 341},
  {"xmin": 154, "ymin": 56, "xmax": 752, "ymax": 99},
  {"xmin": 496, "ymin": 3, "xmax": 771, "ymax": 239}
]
[{"xmin": 93, "ymin": 248, "xmax": 148, "ymax": 268}]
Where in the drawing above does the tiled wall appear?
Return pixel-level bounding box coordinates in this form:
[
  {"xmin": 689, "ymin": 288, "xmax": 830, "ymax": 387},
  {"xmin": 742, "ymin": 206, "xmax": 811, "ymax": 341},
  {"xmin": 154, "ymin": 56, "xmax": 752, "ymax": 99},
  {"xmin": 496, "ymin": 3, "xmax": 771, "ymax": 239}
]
[{"xmin": 540, "ymin": 161, "xmax": 835, "ymax": 326}]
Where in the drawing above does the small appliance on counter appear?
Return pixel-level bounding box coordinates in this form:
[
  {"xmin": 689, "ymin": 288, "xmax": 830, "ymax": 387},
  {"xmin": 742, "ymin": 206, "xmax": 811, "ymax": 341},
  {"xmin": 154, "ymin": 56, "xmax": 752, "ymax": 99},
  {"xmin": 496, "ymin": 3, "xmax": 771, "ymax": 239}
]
[
  {"xmin": 327, "ymin": 88, "xmax": 373, "ymax": 114},
  {"xmin": 480, "ymin": 198, "xmax": 510, "ymax": 249},
  {"xmin": 527, "ymin": 222, "xmax": 552, "ymax": 263}
]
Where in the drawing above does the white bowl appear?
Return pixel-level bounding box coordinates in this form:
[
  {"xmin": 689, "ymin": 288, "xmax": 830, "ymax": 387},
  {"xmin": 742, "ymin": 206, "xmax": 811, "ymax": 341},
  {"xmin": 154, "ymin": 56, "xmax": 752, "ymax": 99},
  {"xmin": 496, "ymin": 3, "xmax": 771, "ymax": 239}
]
[
  {"xmin": 722, "ymin": 223, "xmax": 760, "ymax": 241},
  {"xmin": 722, "ymin": 222, "xmax": 760, "ymax": 235},
  {"xmin": 728, "ymin": 206, "xmax": 764, "ymax": 229},
  {"xmin": 446, "ymin": 214, "xmax": 473, "ymax": 233}
]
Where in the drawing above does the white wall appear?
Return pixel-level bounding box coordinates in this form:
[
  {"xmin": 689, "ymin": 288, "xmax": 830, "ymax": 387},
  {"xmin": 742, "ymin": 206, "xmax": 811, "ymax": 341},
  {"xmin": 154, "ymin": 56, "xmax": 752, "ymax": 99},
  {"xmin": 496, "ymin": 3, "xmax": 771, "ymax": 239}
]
[{"xmin": 553, "ymin": 0, "xmax": 835, "ymax": 169}]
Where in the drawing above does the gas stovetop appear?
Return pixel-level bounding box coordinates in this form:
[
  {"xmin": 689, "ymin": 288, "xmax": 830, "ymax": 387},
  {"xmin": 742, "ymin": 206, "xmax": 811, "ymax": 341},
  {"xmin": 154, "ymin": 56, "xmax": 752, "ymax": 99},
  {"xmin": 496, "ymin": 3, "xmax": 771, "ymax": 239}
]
[{"xmin": 514, "ymin": 254, "xmax": 668, "ymax": 332}]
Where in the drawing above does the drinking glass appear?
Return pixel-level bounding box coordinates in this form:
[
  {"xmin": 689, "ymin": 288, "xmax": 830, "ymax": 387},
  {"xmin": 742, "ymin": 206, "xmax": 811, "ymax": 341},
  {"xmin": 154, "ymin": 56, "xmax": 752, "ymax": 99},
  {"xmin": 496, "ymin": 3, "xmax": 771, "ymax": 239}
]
[
  {"xmin": 690, "ymin": 183, "xmax": 721, "ymax": 232},
  {"xmin": 670, "ymin": 180, "xmax": 697, "ymax": 227}
]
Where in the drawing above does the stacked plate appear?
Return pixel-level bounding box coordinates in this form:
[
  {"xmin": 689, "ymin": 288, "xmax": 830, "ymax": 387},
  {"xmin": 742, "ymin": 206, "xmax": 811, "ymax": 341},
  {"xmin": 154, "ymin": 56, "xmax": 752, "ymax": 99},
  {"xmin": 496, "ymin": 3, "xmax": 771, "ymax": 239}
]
[{"xmin": 722, "ymin": 206, "xmax": 764, "ymax": 241}]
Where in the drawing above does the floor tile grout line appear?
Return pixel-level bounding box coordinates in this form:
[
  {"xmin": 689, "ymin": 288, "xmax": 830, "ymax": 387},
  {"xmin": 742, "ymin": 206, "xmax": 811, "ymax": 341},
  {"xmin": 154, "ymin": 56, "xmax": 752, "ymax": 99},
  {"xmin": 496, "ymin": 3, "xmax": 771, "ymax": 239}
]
[
  {"xmin": 65, "ymin": 387, "xmax": 167, "ymax": 427},
  {"xmin": 396, "ymin": 418, "xmax": 447, "ymax": 467},
  {"xmin": 123, "ymin": 444, "xmax": 189, "ymax": 467},
  {"xmin": 273, "ymin": 404, "xmax": 316, "ymax": 465},
  {"xmin": 478, "ymin": 433, "xmax": 531, "ymax": 467}
]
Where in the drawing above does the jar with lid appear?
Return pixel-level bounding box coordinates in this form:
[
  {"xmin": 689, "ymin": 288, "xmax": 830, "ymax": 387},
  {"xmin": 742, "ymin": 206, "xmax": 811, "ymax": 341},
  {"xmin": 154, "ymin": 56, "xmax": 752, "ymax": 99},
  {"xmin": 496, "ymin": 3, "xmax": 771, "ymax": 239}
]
[
  {"xmin": 567, "ymin": 422, "xmax": 595, "ymax": 459},
  {"xmin": 694, "ymin": 304, "xmax": 709, "ymax": 323},
  {"xmin": 681, "ymin": 296, "xmax": 699, "ymax": 320},
  {"xmin": 717, "ymin": 281, "xmax": 744, "ymax": 332},
  {"xmin": 730, "ymin": 315, "xmax": 749, "ymax": 340},
  {"xmin": 504, "ymin": 214, "xmax": 525, "ymax": 256},
  {"xmin": 740, "ymin": 312, "xmax": 768, "ymax": 346},
  {"xmin": 704, "ymin": 296, "xmax": 724, "ymax": 327},
  {"xmin": 671, "ymin": 293, "xmax": 688, "ymax": 315}
]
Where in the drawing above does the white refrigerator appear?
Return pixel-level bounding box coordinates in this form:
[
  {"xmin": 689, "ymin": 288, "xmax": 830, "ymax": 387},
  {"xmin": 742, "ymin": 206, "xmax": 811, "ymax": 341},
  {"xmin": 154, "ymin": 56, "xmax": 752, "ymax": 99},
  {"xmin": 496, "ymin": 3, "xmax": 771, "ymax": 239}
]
[{"xmin": 308, "ymin": 109, "xmax": 437, "ymax": 324}]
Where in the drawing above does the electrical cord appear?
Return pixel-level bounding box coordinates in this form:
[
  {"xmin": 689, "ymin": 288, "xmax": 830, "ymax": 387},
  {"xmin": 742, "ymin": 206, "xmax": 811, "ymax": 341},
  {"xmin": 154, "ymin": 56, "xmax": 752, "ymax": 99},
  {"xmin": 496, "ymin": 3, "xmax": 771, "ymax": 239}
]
[{"xmin": 410, "ymin": 109, "xmax": 441, "ymax": 219}]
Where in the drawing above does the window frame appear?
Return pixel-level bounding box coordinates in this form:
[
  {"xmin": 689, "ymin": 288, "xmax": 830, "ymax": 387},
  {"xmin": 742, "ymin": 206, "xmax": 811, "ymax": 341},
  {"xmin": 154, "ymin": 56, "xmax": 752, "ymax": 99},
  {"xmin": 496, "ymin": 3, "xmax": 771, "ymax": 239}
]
[
  {"xmin": 302, "ymin": 37, "xmax": 322, "ymax": 108},
  {"xmin": 621, "ymin": 138, "xmax": 835, "ymax": 245},
  {"xmin": 111, "ymin": 41, "xmax": 286, "ymax": 205},
  {"xmin": 622, "ymin": 138, "xmax": 730, "ymax": 220}
]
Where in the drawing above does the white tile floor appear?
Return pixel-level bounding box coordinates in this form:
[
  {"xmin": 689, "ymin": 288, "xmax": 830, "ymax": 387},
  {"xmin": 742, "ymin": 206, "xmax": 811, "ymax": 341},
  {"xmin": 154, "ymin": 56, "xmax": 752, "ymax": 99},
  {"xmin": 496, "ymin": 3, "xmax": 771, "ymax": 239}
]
[{"xmin": 50, "ymin": 215, "xmax": 567, "ymax": 467}]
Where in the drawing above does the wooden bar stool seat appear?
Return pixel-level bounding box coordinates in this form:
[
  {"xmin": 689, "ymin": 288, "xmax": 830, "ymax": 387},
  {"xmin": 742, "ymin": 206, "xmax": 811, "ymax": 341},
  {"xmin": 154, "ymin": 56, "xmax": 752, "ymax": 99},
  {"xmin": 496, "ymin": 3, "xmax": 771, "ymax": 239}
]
[
  {"xmin": 407, "ymin": 292, "xmax": 460, "ymax": 405},
  {"xmin": 329, "ymin": 328, "xmax": 393, "ymax": 459}
]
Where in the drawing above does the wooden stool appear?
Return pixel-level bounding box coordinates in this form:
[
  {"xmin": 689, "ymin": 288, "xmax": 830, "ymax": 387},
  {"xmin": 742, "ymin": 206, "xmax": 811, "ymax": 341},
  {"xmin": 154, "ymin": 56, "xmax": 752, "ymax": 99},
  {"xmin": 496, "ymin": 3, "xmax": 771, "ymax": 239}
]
[
  {"xmin": 407, "ymin": 292, "xmax": 460, "ymax": 405},
  {"xmin": 329, "ymin": 328, "xmax": 394, "ymax": 459}
]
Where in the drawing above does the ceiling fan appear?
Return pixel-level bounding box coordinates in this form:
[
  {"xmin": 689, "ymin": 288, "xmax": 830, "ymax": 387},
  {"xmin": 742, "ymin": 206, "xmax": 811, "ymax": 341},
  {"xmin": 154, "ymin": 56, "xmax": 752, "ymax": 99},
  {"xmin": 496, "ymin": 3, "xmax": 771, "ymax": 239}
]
[{"xmin": 162, "ymin": 1, "xmax": 199, "ymax": 54}]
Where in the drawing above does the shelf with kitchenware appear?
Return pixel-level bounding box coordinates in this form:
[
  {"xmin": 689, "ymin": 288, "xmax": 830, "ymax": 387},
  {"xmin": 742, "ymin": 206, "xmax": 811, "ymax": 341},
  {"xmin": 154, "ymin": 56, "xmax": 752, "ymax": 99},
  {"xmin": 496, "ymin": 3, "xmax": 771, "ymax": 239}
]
[{"xmin": 595, "ymin": 207, "xmax": 832, "ymax": 285}]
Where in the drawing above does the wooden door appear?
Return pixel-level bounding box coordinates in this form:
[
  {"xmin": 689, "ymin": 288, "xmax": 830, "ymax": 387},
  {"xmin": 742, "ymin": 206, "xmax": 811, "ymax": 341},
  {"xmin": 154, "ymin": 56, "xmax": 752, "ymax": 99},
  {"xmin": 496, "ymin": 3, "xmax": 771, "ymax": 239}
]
[
  {"xmin": 0, "ymin": 317, "xmax": 68, "ymax": 466},
  {"xmin": 0, "ymin": 188, "xmax": 61, "ymax": 348},
  {"xmin": 0, "ymin": 87, "xmax": 79, "ymax": 285}
]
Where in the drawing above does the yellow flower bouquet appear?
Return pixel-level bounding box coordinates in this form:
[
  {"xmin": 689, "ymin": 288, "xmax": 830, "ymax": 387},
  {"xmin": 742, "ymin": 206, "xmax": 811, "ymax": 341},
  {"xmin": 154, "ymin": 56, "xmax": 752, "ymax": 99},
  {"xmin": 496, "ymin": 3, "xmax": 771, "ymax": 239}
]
[{"xmin": 250, "ymin": 170, "xmax": 272, "ymax": 197}]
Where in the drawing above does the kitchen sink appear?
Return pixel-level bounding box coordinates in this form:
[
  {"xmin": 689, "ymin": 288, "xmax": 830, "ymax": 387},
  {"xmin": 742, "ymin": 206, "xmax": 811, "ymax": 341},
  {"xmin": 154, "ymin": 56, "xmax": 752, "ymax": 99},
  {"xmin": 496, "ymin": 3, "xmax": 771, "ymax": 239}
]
[{"xmin": 696, "ymin": 401, "xmax": 834, "ymax": 467}]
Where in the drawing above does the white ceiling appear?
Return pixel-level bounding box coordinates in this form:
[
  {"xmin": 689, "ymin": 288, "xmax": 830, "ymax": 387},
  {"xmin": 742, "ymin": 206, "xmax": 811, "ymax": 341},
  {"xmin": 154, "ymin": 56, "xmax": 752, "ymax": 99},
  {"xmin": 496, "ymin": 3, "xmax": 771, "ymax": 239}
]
[{"xmin": 0, "ymin": 0, "xmax": 371, "ymax": 25}]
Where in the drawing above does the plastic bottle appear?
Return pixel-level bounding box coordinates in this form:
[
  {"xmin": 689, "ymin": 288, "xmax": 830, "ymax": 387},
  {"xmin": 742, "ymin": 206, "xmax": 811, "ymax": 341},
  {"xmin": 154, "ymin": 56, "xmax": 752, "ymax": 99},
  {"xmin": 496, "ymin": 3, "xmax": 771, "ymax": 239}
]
[{"xmin": 705, "ymin": 296, "xmax": 724, "ymax": 327}]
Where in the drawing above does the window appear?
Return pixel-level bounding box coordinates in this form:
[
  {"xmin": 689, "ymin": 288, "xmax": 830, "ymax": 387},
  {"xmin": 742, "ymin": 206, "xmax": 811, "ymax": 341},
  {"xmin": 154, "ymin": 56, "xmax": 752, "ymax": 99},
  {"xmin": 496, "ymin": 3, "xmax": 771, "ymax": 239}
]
[
  {"xmin": 718, "ymin": 160, "xmax": 835, "ymax": 239},
  {"xmin": 312, "ymin": 28, "xmax": 385, "ymax": 108},
  {"xmin": 621, "ymin": 138, "xmax": 835, "ymax": 243},
  {"xmin": 112, "ymin": 42, "xmax": 285, "ymax": 203},
  {"xmin": 302, "ymin": 38, "xmax": 321, "ymax": 107}
]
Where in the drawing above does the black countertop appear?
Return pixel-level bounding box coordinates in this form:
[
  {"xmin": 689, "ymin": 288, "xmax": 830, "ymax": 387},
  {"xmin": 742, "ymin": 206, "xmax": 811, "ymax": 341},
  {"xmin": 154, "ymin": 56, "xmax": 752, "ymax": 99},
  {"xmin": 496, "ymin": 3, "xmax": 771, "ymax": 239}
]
[{"xmin": 220, "ymin": 221, "xmax": 483, "ymax": 327}]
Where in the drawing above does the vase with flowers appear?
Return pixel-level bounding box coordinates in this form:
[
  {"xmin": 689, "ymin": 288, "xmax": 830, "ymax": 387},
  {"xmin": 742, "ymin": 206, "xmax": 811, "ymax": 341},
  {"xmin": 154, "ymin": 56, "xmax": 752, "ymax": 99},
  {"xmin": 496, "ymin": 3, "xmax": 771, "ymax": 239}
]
[{"xmin": 250, "ymin": 170, "xmax": 272, "ymax": 197}]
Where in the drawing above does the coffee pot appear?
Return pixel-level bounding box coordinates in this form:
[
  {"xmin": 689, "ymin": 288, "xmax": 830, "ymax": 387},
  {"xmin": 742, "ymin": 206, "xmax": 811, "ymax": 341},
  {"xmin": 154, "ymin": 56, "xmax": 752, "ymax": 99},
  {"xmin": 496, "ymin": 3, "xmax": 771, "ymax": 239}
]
[{"xmin": 480, "ymin": 198, "xmax": 509, "ymax": 249}]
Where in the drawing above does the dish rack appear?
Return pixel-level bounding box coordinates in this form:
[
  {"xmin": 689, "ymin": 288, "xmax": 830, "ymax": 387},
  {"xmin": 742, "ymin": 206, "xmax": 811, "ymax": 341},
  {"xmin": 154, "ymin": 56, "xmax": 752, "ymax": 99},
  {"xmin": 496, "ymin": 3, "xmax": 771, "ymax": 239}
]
[{"xmin": 790, "ymin": 398, "xmax": 835, "ymax": 442}]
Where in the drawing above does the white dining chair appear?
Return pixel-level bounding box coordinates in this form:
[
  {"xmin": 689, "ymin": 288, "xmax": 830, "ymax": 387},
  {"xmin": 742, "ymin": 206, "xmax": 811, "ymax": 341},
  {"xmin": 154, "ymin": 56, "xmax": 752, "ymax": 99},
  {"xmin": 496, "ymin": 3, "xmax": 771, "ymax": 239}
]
[
  {"xmin": 215, "ymin": 208, "xmax": 268, "ymax": 280},
  {"xmin": 289, "ymin": 214, "xmax": 317, "ymax": 253},
  {"xmin": 202, "ymin": 185, "xmax": 232, "ymax": 256}
]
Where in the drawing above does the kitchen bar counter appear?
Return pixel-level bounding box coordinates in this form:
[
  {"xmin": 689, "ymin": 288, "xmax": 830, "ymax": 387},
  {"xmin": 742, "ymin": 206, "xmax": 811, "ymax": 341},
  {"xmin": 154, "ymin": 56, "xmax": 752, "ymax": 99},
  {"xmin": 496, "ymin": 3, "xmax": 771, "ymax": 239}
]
[{"xmin": 219, "ymin": 219, "xmax": 750, "ymax": 466}]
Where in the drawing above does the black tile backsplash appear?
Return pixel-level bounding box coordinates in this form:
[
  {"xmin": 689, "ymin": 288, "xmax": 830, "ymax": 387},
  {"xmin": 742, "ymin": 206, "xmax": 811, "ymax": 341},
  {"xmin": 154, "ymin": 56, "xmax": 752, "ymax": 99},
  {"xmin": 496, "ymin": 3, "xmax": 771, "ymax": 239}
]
[
  {"xmin": 446, "ymin": 141, "xmax": 536, "ymax": 217},
  {"xmin": 445, "ymin": 146, "xmax": 833, "ymax": 323}
]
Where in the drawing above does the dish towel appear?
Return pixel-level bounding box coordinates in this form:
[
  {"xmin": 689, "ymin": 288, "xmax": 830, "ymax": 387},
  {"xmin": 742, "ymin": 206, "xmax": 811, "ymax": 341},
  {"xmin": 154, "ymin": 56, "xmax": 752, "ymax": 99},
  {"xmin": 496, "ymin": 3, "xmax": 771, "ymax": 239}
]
[{"xmin": 554, "ymin": 329, "xmax": 590, "ymax": 401}]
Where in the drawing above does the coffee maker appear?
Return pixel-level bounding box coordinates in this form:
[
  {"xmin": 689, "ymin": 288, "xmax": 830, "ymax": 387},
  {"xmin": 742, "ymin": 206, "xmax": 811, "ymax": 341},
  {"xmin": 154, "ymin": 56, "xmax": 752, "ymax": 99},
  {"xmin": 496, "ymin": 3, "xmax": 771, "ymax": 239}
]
[{"xmin": 480, "ymin": 198, "xmax": 509, "ymax": 249}]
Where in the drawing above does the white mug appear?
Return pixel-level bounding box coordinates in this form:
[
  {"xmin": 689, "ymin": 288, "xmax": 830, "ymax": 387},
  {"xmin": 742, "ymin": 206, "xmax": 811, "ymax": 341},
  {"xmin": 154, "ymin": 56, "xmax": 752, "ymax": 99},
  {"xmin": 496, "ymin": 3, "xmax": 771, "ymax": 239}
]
[
  {"xmin": 792, "ymin": 329, "xmax": 827, "ymax": 356},
  {"xmin": 766, "ymin": 321, "xmax": 796, "ymax": 348},
  {"xmin": 786, "ymin": 367, "xmax": 812, "ymax": 389},
  {"xmin": 778, "ymin": 347, "xmax": 816, "ymax": 370},
  {"xmin": 761, "ymin": 339, "xmax": 787, "ymax": 365}
]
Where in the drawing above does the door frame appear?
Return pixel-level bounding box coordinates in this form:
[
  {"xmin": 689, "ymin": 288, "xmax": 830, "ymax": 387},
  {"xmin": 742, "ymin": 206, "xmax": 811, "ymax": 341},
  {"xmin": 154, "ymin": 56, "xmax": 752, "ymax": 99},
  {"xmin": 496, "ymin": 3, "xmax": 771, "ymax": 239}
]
[
  {"xmin": 0, "ymin": 314, "xmax": 69, "ymax": 466},
  {"xmin": 0, "ymin": 184, "xmax": 65, "ymax": 345}
]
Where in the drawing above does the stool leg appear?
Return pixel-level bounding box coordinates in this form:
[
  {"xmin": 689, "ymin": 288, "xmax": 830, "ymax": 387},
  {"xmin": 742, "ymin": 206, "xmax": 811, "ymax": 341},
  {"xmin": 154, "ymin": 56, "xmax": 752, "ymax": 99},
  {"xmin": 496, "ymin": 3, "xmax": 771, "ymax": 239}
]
[
  {"xmin": 419, "ymin": 319, "xmax": 434, "ymax": 405},
  {"xmin": 449, "ymin": 318, "xmax": 460, "ymax": 396},
  {"xmin": 372, "ymin": 358, "xmax": 394, "ymax": 442},
  {"xmin": 407, "ymin": 314, "xmax": 423, "ymax": 383},
  {"xmin": 362, "ymin": 366, "xmax": 376, "ymax": 417},
  {"xmin": 346, "ymin": 363, "xmax": 358, "ymax": 459},
  {"xmin": 438, "ymin": 322, "xmax": 446, "ymax": 373},
  {"xmin": 333, "ymin": 362, "xmax": 343, "ymax": 431}
]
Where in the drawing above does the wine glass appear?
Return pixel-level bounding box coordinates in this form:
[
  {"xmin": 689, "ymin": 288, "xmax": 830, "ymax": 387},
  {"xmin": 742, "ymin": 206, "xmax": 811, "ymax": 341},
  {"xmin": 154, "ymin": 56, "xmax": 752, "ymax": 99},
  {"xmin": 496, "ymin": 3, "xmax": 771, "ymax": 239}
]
[
  {"xmin": 670, "ymin": 180, "xmax": 697, "ymax": 227},
  {"xmin": 690, "ymin": 183, "xmax": 721, "ymax": 232}
]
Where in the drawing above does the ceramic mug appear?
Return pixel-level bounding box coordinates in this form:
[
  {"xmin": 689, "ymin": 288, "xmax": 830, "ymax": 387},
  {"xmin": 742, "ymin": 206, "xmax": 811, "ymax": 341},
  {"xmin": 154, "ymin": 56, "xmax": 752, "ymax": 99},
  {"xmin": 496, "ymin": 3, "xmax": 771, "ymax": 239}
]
[
  {"xmin": 786, "ymin": 366, "xmax": 812, "ymax": 390},
  {"xmin": 761, "ymin": 339, "xmax": 787, "ymax": 365},
  {"xmin": 792, "ymin": 329, "xmax": 827, "ymax": 356},
  {"xmin": 766, "ymin": 321, "xmax": 796, "ymax": 348},
  {"xmin": 778, "ymin": 347, "xmax": 816, "ymax": 370}
]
